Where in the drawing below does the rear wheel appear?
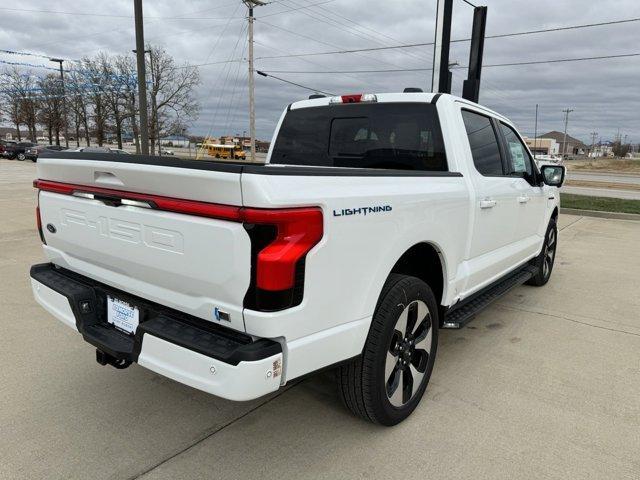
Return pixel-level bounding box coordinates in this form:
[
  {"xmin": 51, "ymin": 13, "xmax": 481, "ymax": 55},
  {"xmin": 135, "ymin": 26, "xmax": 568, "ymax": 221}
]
[
  {"xmin": 17, "ymin": 153, "xmax": 26, "ymax": 161},
  {"xmin": 527, "ymin": 218, "xmax": 558, "ymax": 286},
  {"xmin": 337, "ymin": 274, "xmax": 438, "ymax": 425}
]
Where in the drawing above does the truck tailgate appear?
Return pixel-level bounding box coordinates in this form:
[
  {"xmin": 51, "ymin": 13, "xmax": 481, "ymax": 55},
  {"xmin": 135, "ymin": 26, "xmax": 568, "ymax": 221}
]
[{"xmin": 36, "ymin": 156, "xmax": 250, "ymax": 332}]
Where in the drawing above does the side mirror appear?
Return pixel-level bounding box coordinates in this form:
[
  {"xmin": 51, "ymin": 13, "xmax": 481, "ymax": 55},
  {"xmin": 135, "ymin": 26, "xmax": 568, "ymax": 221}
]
[{"xmin": 540, "ymin": 165, "xmax": 566, "ymax": 187}]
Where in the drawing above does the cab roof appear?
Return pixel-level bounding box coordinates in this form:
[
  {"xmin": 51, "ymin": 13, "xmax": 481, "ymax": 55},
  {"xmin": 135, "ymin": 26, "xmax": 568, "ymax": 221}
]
[{"xmin": 288, "ymin": 91, "xmax": 507, "ymax": 122}]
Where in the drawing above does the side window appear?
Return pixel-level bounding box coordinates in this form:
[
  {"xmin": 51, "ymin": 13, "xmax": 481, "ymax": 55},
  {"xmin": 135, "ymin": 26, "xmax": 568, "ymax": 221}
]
[
  {"xmin": 461, "ymin": 110, "xmax": 504, "ymax": 176},
  {"xmin": 500, "ymin": 123, "xmax": 533, "ymax": 177}
]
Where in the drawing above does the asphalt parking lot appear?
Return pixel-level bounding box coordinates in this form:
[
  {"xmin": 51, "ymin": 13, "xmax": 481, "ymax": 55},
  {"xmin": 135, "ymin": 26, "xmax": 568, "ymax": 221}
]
[{"xmin": 1, "ymin": 158, "xmax": 639, "ymax": 480}]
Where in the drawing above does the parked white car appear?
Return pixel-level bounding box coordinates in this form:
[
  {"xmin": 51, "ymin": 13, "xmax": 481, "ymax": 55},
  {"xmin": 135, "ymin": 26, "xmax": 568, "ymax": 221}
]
[{"xmin": 30, "ymin": 92, "xmax": 565, "ymax": 425}]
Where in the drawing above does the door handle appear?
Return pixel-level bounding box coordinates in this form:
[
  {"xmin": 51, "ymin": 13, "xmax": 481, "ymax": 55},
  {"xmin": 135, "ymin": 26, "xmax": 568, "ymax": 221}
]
[
  {"xmin": 479, "ymin": 199, "xmax": 497, "ymax": 209},
  {"xmin": 94, "ymin": 171, "xmax": 125, "ymax": 187},
  {"xmin": 518, "ymin": 196, "xmax": 530, "ymax": 204}
]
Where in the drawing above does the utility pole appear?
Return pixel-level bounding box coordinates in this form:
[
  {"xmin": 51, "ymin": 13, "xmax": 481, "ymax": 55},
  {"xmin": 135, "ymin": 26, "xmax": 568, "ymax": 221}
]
[
  {"xmin": 534, "ymin": 104, "xmax": 539, "ymax": 159},
  {"xmin": 134, "ymin": 0, "xmax": 150, "ymax": 155},
  {"xmin": 590, "ymin": 131, "xmax": 598, "ymax": 158},
  {"xmin": 244, "ymin": 0, "xmax": 265, "ymax": 163},
  {"xmin": 49, "ymin": 58, "xmax": 69, "ymax": 148},
  {"xmin": 562, "ymin": 108, "xmax": 574, "ymax": 158}
]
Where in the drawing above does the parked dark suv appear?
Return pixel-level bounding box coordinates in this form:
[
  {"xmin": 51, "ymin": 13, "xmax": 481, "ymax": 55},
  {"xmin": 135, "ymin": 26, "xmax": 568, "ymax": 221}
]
[{"xmin": 3, "ymin": 141, "xmax": 37, "ymax": 160}]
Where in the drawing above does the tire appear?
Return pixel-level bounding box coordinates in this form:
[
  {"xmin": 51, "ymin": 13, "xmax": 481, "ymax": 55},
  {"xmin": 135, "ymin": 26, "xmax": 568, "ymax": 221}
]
[
  {"xmin": 17, "ymin": 153, "xmax": 26, "ymax": 161},
  {"xmin": 337, "ymin": 274, "xmax": 439, "ymax": 425},
  {"xmin": 527, "ymin": 218, "xmax": 558, "ymax": 286}
]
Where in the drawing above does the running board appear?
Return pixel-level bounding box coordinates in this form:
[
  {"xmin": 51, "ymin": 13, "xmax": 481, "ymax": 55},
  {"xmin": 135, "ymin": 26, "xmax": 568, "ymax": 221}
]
[{"xmin": 443, "ymin": 265, "xmax": 538, "ymax": 329}]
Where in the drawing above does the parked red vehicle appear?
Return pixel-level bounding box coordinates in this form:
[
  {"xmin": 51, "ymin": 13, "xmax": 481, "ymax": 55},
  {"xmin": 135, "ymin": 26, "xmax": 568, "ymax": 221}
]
[{"xmin": 0, "ymin": 139, "xmax": 17, "ymax": 158}]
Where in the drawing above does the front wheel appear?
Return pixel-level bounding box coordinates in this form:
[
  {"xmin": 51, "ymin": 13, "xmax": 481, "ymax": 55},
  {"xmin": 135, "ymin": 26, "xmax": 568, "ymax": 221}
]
[
  {"xmin": 527, "ymin": 218, "xmax": 558, "ymax": 286},
  {"xmin": 337, "ymin": 274, "xmax": 438, "ymax": 425},
  {"xmin": 17, "ymin": 153, "xmax": 26, "ymax": 161}
]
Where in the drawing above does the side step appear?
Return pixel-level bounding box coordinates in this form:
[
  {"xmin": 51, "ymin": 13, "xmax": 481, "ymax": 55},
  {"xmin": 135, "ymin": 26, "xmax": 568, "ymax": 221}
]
[{"xmin": 443, "ymin": 265, "xmax": 538, "ymax": 329}]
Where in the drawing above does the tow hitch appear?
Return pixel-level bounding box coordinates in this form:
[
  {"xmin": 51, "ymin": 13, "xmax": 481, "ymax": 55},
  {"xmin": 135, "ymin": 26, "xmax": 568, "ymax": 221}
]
[{"xmin": 96, "ymin": 349, "xmax": 132, "ymax": 369}]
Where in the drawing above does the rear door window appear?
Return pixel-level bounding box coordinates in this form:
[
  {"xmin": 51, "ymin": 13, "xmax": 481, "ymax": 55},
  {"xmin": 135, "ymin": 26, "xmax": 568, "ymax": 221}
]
[
  {"xmin": 461, "ymin": 110, "xmax": 504, "ymax": 176},
  {"xmin": 271, "ymin": 103, "xmax": 448, "ymax": 171}
]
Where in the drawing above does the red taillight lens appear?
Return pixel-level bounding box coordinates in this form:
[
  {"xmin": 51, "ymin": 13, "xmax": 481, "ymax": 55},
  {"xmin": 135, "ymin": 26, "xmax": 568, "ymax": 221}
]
[
  {"xmin": 243, "ymin": 207, "xmax": 323, "ymax": 291},
  {"xmin": 34, "ymin": 179, "xmax": 75, "ymax": 195},
  {"xmin": 341, "ymin": 94, "xmax": 363, "ymax": 103}
]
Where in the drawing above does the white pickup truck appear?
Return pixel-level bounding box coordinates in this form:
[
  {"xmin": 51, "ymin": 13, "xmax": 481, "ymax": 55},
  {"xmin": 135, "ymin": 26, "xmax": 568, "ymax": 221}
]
[{"xmin": 30, "ymin": 92, "xmax": 565, "ymax": 425}]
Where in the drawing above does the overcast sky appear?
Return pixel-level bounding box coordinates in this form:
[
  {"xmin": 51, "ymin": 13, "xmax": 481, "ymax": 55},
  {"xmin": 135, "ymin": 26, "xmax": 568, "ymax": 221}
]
[{"xmin": 1, "ymin": 0, "xmax": 639, "ymax": 143}]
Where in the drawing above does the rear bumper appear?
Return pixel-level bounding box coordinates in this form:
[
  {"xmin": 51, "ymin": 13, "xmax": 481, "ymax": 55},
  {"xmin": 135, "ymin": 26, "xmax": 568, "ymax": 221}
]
[{"xmin": 30, "ymin": 263, "xmax": 283, "ymax": 401}]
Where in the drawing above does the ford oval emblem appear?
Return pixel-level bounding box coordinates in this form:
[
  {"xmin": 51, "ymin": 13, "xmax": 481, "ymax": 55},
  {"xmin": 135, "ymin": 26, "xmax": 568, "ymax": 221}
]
[{"xmin": 46, "ymin": 224, "xmax": 57, "ymax": 234}]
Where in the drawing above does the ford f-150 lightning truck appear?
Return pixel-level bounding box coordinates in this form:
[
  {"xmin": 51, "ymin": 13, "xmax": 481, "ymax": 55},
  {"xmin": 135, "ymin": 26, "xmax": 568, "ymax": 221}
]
[{"xmin": 30, "ymin": 92, "xmax": 566, "ymax": 425}]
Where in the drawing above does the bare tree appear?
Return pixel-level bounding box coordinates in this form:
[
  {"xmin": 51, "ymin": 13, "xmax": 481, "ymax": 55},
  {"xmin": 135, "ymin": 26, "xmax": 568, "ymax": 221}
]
[
  {"xmin": 114, "ymin": 55, "xmax": 140, "ymax": 153},
  {"xmin": 0, "ymin": 68, "xmax": 38, "ymax": 141},
  {"xmin": 99, "ymin": 54, "xmax": 136, "ymax": 149},
  {"xmin": 37, "ymin": 74, "xmax": 65, "ymax": 145},
  {"xmin": 66, "ymin": 69, "xmax": 90, "ymax": 147},
  {"xmin": 79, "ymin": 56, "xmax": 109, "ymax": 146},
  {"xmin": 146, "ymin": 46, "xmax": 200, "ymax": 154}
]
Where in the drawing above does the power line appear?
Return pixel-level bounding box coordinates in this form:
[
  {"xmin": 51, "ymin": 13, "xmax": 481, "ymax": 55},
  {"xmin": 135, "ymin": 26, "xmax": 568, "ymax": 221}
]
[
  {"xmin": 256, "ymin": 70, "xmax": 334, "ymax": 95},
  {"xmin": 260, "ymin": 0, "xmax": 338, "ymax": 18},
  {"xmin": 481, "ymin": 52, "xmax": 640, "ymax": 68},
  {"xmin": 259, "ymin": 52, "xmax": 640, "ymax": 73},
  {"xmin": 255, "ymin": 17, "xmax": 640, "ymax": 60},
  {"xmin": 257, "ymin": 19, "xmax": 415, "ymax": 72},
  {"xmin": 259, "ymin": 1, "xmax": 424, "ymax": 71},
  {"xmin": 271, "ymin": 0, "xmax": 432, "ymax": 65},
  {"xmin": 253, "ymin": 39, "xmax": 391, "ymax": 92},
  {"xmin": 460, "ymin": 0, "xmax": 477, "ymax": 7},
  {"xmin": 0, "ymin": 5, "xmax": 242, "ymax": 20}
]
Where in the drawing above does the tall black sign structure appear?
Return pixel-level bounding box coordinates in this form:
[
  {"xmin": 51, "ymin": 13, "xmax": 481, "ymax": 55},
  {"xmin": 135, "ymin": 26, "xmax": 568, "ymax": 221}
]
[
  {"xmin": 431, "ymin": 0, "xmax": 454, "ymax": 94},
  {"xmin": 462, "ymin": 6, "xmax": 488, "ymax": 103},
  {"xmin": 432, "ymin": 1, "xmax": 488, "ymax": 103}
]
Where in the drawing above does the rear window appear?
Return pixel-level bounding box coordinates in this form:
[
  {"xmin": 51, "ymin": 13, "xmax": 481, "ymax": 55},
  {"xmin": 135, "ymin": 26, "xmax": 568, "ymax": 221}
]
[{"xmin": 270, "ymin": 103, "xmax": 448, "ymax": 171}]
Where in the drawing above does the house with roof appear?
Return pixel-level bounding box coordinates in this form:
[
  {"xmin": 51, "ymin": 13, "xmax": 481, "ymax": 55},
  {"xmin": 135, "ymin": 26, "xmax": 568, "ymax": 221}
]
[{"xmin": 540, "ymin": 131, "xmax": 588, "ymax": 156}]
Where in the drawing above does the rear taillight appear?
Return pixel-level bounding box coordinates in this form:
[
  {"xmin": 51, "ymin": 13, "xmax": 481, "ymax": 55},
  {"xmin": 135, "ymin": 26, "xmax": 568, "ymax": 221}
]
[
  {"xmin": 33, "ymin": 179, "xmax": 323, "ymax": 311},
  {"xmin": 243, "ymin": 207, "xmax": 323, "ymax": 311}
]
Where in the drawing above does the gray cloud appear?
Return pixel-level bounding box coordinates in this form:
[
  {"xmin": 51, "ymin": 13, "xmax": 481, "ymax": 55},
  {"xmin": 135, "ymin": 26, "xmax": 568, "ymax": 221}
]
[{"xmin": 2, "ymin": 0, "xmax": 639, "ymax": 143}]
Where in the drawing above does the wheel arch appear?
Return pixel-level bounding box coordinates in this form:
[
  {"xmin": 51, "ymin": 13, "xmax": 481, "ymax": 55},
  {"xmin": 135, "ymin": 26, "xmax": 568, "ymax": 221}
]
[{"xmin": 388, "ymin": 242, "xmax": 447, "ymax": 307}]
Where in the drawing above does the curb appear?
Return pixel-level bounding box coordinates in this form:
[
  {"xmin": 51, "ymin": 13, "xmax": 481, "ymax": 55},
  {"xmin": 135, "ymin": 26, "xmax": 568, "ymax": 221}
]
[
  {"xmin": 561, "ymin": 208, "xmax": 640, "ymax": 221},
  {"xmin": 566, "ymin": 170, "xmax": 640, "ymax": 178}
]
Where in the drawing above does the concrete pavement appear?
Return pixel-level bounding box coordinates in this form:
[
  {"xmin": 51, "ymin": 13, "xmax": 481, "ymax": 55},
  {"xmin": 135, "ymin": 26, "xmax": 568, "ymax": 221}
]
[{"xmin": 1, "ymin": 159, "xmax": 639, "ymax": 479}]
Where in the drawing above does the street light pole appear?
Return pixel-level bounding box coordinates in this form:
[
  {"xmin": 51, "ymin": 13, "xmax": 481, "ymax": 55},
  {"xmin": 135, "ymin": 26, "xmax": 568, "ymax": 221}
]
[
  {"xmin": 50, "ymin": 58, "xmax": 69, "ymax": 148},
  {"xmin": 244, "ymin": 0, "xmax": 265, "ymax": 163},
  {"xmin": 134, "ymin": 0, "xmax": 150, "ymax": 155},
  {"xmin": 562, "ymin": 108, "xmax": 574, "ymax": 158},
  {"xmin": 534, "ymin": 103, "xmax": 539, "ymax": 159}
]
